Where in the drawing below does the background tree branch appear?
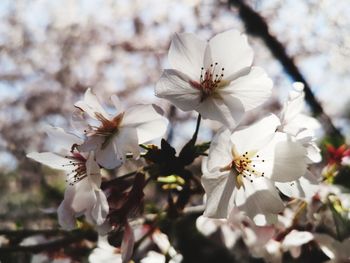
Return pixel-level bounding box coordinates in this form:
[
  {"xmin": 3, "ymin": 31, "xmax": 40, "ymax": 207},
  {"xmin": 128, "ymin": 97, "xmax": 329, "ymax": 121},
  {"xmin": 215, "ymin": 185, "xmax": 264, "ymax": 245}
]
[{"xmin": 229, "ymin": 0, "xmax": 343, "ymax": 139}]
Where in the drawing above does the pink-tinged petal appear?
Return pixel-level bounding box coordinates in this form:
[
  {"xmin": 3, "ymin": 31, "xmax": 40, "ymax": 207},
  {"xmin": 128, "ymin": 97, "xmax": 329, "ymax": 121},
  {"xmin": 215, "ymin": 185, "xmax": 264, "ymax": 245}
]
[
  {"xmin": 275, "ymin": 170, "xmax": 319, "ymax": 200},
  {"xmin": 234, "ymin": 177, "xmax": 284, "ymax": 225},
  {"xmin": 195, "ymin": 95, "xmax": 245, "ymax": 129},
  {"xmin": 221, "ymin": 67, "xmax": 273, "ymax": 111},
  {"xmin": 254, "ymin": 132, "xmax": 307, "ymax": 183},
  {"xmin": 168, "ymin": 33, "xmax": 207, "ymax": 80},
  {"xmin": 91, "ymin": 190, "xmax": 109, "ymax": 225},
  {"xmin": 57, "ymin": 200, "xmax": 76, "ymax": 230},
  {"xmin": 155, "ymin": 69, "xmax": 201, "ymax": 111},
  {"xmin": 207, "ymin": 30, "xmax": 254, "ymax": 79},
  {"xmin": 122, "ymin": 104, "xmax": 168, "ymax": 143},
  {"xmin": 121, "ymin": 222, "xmax": 135, "ymax": 263},
  {"xmin": 207, "ymin": 128, "xmax": 233, "ymax": 172},
  {"xmin": 230, "ymin": 114, "xmax": 281, "ymax": 154},
  {"xmin": 44, "ymin": 126, "xmax": 83, "ymax": 152},
  {"xmin": 202, "ymin": 158, "xmax": 235, "ymax": 218},
  {"xmin": 75, "ymin": 88, "xmax": 109, "ymax": 119},
  {"xmin": 26, "ymin": 152, "xmax": 71, "ymax": 171}
]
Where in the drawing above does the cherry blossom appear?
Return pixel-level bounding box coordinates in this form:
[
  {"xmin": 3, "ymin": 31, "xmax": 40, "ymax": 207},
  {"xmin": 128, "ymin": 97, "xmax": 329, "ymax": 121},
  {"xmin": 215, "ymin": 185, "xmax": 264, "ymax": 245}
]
[
  {"xmin": 26, "ymin": 126, "xmax": 108, "ymax": 229},
  {"xmin": 75, "ymin": 88, "xmax": 168, "ymax": 169},
  {"xmin": 276, "ymin": 82, "xmax": 322, "ymax": 200},
  {"xmin": 202, "ymin": 114, "xmax": 307, "ymax": 225},
  {"xmin": 155, "ymin": 30, "xmax": 273, "ymax": 129}
]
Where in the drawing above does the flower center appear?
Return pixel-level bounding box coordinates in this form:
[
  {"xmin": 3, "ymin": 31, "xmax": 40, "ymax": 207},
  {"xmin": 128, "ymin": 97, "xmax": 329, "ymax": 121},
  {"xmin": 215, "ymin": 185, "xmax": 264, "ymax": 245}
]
[
  {"xmin": 189, "ymin": 62, "xmax": 225, "ymax": 102},
  {"xmin": 62, "ymin": 152, "xmax": 88, "ymax": 185},
  {"xmin": 85, "ymin": 112, "xmax": 124, "ymax": 149},
  {"xmin": 220, "ymin": 146, "xmax": 266, "ymax": 189}
]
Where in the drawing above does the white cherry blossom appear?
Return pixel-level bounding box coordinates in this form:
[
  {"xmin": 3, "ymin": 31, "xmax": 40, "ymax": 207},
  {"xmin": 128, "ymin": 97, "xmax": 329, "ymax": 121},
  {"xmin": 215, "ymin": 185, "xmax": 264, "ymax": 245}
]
[
  {"xmin": 75, "ymin": 88, "xmax": 168, "ymax": 169},
  {"xmin": 202, "ymin": 114, "xmax": 307, "ymax": 225},
  {"xmin": 279, "ymin": 82, "xmax": 321, "ymax": 163},
  {"xmin": 155, "ymin": 30, "xmax": 273, "ymax": 129},
  {"xmin": 276, "ymin": 82, "xmax": 322, "ymax": 200},
  {"xmin": 26, "ymin": 127, "xmax": 108, "ymax": 229}
]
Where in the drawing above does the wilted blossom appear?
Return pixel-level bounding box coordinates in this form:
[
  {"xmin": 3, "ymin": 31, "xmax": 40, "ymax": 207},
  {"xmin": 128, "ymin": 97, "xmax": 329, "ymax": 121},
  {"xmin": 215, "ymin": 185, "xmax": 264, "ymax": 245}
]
[
  {"xmin": 27, "ymin": 126, "xmax": 108, "ymax": 229},
  {"xmin": 75, "ymin": 88, "xmax": 168, "ymax": 169},
  {"xmin": 155, "ymin": 30, "xmax": 273, "ymax": 129},
  {"xmin": 202, "ymin": 114, "xmax": 307, "ymax": 225}
]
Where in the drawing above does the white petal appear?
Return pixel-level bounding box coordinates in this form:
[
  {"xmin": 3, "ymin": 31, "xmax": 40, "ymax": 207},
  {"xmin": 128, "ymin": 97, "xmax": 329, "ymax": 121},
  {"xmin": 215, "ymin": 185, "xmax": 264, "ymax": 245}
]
[
  {"xmin": 57, "ymin": 200, "xmax": 76, "ymax": 230},
  {"xmin": 275, "ymin": 170, "xmax": 319, "ymax": 200},
  {"xmin": 282, "ymin": 230, "xmax": 313, "ymax": 249},
  {"xmin": 195, "ymin": 95, "xmax": 245, "ymax": 129},
  {"xmin": 234, "ymin": 177, "xmax": 284, "ymax": 225},
  {"xmin": 26, "ymin": 152, "xmax": 71, "ymax": 171},
  {"xmin": 155, "ymin": 69, "xmax": 201, "ymax": 111},
  {"xmin": 75, "ymin": 88, "xmax": 109, "ymax": 119},
  {"xmin": 306, "ymin": 142, "xmax": 322, "ymax": 163},
  {"xmin": 202, "ymin": 159, "xmax": 235, "ymax": 218},
  {"xmin": 280, "ymin": 85, "xmax": 305, "ymax": 127},
  {"xmin": 122, "ymin": 104, "xmax": 168, "ymax": 143},
  {"xmin": 196, "ymin": 216, "xmax": 225, "ymax": 236},
  {"xmin": 230, "ymin": 114, "xmax": 281, "ymax": 154},
  {"xmin": 114, "ymin": 127, "xmax": 140, "ymax": 161},
  {"xmin": 168, "ymin": 33, "xmax": 207, "ymax": 80},
  {"xmin": 111, "ymin": 94, "xmax": 124, "ymax": 114},
  {"xmin": 95, "ymin": 136, "xmax": 123, "ymax": 169},
  {"xmin": 91, "ymin": 190, "xmax": 109, "ymax": 225},
  {"xmin": 45, "ymin": 126, "xmax": 83, "ymax": 152},
  {"xmin": 254, "ymin": 132, "xmax": 307, "ymax": 182},
  {"xmin": 86, "ymin": 152, "xmax": 102, "ymax": 189},
  {"xmin": 78, "ymin": 136, "xmax": 104, "ymax": 153},
  {"xmin": 71, "ymin": 110, "xmax": 88, "ymax": 133},
  {"xmin": 69, "ymin": 180, "xmax": 97, "ymax": 213},
  {"xmin": 207, "ymin": 30, "xmax": 253, "ymax": 79},
  {"xmin": 221, "ymin": 66, "xmax": 273, "ymax": 111},
  {"xmin": 152, "ymin": 231, "xmax": 171, "ymax": 254},
  {"xmin": 207, "ymin": 127, "xmax": 233, "ymax": 172},
  {"xmin": 141, "ymin": 251, "xmax": 165, "ymax": 263}
]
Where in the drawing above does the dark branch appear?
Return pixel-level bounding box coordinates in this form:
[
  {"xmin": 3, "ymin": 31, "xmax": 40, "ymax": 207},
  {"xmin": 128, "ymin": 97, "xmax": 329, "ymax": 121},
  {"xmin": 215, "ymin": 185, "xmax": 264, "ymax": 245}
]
[
  {"xmin": 0, "ymin": 229, "xmax": 97, "ymax": 254},
  {"xmin": 229, "ymin": 0, "xmax": 343, "ymax": 139}
]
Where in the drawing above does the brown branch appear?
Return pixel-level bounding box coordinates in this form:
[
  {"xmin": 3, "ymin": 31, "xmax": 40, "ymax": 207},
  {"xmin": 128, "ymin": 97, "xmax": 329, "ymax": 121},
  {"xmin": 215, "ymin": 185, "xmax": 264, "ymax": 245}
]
[
  {"xmin": 0, "ymin": 229, "xmax": 97, "ymax": 254},
  {"xmin": 229, "ymin": 0, "xmax": 343, "ymax": 139}
]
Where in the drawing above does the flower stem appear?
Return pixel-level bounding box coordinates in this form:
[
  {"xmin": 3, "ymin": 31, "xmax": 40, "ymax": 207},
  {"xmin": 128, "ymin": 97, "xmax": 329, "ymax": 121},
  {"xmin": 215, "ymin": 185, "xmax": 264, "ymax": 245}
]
[{"xmin": 192, "ymin": 114, "xmax": 201, "ymax": 144}]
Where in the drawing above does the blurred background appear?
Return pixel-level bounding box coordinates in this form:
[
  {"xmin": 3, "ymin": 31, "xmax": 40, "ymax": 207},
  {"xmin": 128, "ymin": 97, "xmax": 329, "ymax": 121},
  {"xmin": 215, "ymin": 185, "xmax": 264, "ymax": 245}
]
[{"xmin": 0, "ymin": 0, "xmax": 350, "ymax": 261}]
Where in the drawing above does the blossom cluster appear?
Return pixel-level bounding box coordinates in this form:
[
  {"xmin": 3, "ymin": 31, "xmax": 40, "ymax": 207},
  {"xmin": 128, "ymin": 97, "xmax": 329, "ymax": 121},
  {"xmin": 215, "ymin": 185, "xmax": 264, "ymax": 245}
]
[{"xmin": 26, "ymin": 30, "xmax": 350, "ymax": 262}]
